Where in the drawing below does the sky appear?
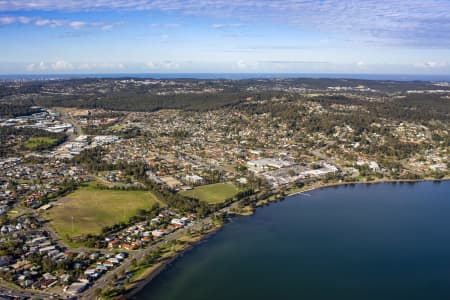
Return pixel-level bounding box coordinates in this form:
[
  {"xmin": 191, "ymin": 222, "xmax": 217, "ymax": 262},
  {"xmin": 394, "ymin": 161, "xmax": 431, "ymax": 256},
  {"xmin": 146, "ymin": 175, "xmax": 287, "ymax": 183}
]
[{"xmin": 1, "ymin": 0, "xmax": 450, "ymax": 74}]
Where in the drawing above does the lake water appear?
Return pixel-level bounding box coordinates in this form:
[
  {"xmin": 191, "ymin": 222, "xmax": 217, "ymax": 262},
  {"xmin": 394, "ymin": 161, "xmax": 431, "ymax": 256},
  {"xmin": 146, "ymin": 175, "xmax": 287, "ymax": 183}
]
[{"xmin": 135, "ymin": 181, "xmax": 450, "ymax": 300}]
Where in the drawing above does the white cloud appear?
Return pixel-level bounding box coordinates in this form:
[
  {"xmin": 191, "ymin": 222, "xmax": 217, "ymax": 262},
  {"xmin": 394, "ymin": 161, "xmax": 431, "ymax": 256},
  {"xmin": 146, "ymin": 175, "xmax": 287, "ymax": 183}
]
[
  {"xmin": 356, "ymin": 61, "xmax": 365, "ymax": 67},
  {"xmin": 236, "ymin": 60, "xmax": 247, "ymax": 69},
  {"xmin": 161, "ymin": 61, "xmax": 180, "ymax": 70},
  {"xmin": 78, "ymin": 63, "xmax": 125, "ymax": 70},
  {"xmin": 0, "ymin": 15, "xmax": 115, "ymax": 30},
  {"xmin": 150, "ymin": 23, "xmax": 182, "ymax": 28},
  {"xmin": 34, "ymin": 18, "xmax": 66, "ymax": 27},
  {"xmin": 51, "ymin": 60, "xmax": 73, "ymax": 71},
  {"xmin": 0, "ymin": 16, "xmax": 16, "ymax": 25},
  {"xmin": 27, "ymin": 61, "xmax": 127, "ymax": 72},
  {"xmin": 146, "ymin": 61, "xmax": 180, "ymax": 70},
  {"xmin": 2, "ymin": 0, "xmax": 450, "ymax": 47},
  {"xmin": 414, "ymin": 61, "xmax": 449, "ymax": 69},
  {"xmin": 69, "ymin": 21, "xmax": 86, "ymax": 29},
  {"xmin": 17, "ymin": 16, "xmax": 31, "ymax": 24},
  {"xmin": 259, "ymin": 60, "xmax": 329, "ymax": 65},
  {"xmin": 34, "ymin": 19, "xmax": 49, "ymax": 26},
  {"xmin": 211, "ymin": 23, "xmax": 245, "ymax": 29},
  {"xmin": 101, "ymin": 24, "xmax": 114, "ymax": 30},
  {"xmin": 354, "ymin": 61, "xmax": 370, "ymax": 70},
  {"xmin": 146, "ymin": 62, "xmax": 158, "ymax": 69},
  {"xmin": 26, "ymin": 61, "xmax": 48, "ymax": 71},
  {"xmin": 77, "ymin": 63, "xmax": 92, "ymax": 70},
  {"xmin": 235, "ymin": 60, "xmax": 257, "ymax": 70}
]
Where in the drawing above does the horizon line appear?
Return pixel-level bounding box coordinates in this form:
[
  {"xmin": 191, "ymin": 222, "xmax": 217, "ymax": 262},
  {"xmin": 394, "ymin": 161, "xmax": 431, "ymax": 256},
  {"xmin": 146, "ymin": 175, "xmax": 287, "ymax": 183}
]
[{"xmin": 1, "ymin": 72, "xmax": 450, "ymax": 82}]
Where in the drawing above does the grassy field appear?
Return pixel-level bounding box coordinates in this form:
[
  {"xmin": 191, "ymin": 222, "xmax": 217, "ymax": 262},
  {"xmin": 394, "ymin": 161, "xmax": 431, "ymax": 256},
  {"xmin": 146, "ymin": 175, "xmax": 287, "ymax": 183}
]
[
  {"xmin": 45, "ymin": 185, "xmax": 162, "ymax": 241},
  {"xmin": 180, "ymin": 183, "xmax": 239, "ymax": 204},
  {"xmin": 24, "ymin": 137, "xmax": 59, "ymax": 150}
]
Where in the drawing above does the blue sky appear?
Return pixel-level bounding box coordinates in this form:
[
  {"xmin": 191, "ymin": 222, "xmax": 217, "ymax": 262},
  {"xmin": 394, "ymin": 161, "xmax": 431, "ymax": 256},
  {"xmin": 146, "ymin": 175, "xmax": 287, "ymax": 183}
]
[{"xmin": 1, "ymin": 0, "xmax": 450, "ymax": 74}]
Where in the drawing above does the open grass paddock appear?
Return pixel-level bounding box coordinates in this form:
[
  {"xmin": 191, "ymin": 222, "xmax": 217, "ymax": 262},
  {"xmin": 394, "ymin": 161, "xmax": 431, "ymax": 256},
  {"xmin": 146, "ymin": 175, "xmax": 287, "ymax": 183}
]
[
  {"xmin": 180, "ymin": 183, "xmax": 239, "ymax": 204},
  {"xmin": 45, "ymin": 185, "xmax": 161, "ymax": 242}
]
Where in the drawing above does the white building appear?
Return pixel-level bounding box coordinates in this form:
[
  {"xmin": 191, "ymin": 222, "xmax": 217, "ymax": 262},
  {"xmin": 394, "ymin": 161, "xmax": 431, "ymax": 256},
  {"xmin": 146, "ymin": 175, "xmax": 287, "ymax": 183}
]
[
  {"xmin": 247, "ymin": 158, "xmax": 293, "ymax": 172},
  {"xmin": 185, "ymin": 175, "xmax": 204, "ymax": 184}
]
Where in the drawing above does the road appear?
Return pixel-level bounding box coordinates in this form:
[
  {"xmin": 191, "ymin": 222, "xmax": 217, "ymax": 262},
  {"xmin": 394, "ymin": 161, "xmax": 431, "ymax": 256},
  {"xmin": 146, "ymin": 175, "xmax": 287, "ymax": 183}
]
[
  {"xmin": 79, "ymin": 217, "xmax": 214, "ymax": 300},
  {"xmin": 0, "ymin": 284, "xmax": 57, "ymax": 299},
  {"xmin": 56, "ymin": 109, "xmax": 82, "ymax": 140},
  {"xmin": 3, "ymin": 194, "xmax": 227, "ymax": 299},
  {"xmin": 311, "ymin": 141, "xmax": 343, "ymax": 172}
]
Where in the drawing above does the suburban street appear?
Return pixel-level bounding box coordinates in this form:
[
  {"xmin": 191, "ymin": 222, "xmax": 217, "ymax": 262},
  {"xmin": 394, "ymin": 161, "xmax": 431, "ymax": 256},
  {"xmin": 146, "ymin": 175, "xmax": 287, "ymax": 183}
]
[
  {"xmin": 79, "ymin": 216, "xmax": 214, "ymax": 300},
  {"xmin": 0, "ymin": 284, "xmax": 57, "ymax": 299}
]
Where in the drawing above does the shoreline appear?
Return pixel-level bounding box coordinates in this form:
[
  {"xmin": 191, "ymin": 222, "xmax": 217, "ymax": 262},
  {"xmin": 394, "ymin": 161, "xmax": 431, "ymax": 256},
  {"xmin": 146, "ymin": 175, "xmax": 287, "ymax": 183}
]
[
  {"xmin": 287, "ymin": 178, "xmax": 450, "ymax": 198},
  {"xmin": 123, "ymin": 227, "xmax": 221, "ymax": 299},
  {"xmin": 123, "ymin": 177, "xmax": 449, "ymax": 299}
]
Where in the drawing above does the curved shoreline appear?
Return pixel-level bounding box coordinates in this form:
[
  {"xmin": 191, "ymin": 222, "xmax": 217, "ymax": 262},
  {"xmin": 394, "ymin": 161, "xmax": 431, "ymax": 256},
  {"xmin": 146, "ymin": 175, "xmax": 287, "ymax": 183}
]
[
  {"xmin": 123, "ymin": 228, "xmax": 221, "ymax": 299},
  {"xmin": 123, "ymin": 178, "xmax": 449, "ymax": 299},
  {"xmin": 288, "ymin": 178, "xmax": 450, "ymax": 197}
]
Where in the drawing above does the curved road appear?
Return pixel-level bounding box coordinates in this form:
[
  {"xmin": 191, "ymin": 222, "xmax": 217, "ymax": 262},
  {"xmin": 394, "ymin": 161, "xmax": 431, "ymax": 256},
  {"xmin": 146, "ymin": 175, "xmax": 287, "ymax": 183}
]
[
  {"xmin": 79, "ymin": 217, "xmax": 214, "ymax": 300},
  {"xmin": 0, "ymin": 285, "xmax": 57, "ymax": 299}
]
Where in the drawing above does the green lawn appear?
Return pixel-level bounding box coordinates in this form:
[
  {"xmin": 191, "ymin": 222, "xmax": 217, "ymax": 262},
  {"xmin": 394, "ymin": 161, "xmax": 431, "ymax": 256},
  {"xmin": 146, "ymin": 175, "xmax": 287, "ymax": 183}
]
[
  {"xmin": 24, "ymin": 137, "xmax": 59, "ymax": 150},
  {"xmin": 45, "ymin": 185, "xmax": 162, "ymax": 241},
  {"xmin": 180, "ymin": 183, "xmax": 239, "ymax": 204}
]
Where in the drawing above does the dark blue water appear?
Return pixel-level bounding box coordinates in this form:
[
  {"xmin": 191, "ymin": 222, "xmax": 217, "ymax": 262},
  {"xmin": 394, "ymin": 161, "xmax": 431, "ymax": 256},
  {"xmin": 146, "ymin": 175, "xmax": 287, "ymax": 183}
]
[
  {"xmin": 135, "ymin": 181, "xmax": 450, "ymax": 300},
  {"xmin": 1, "ymin": 73, "xmax": 450, "ymax": 82}
]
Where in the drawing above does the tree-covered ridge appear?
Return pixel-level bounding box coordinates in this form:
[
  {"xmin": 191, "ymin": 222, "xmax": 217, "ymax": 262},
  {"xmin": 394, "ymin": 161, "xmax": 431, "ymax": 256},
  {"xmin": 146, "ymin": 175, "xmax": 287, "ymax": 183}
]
[
  {"xmin": 35, "ymin": 91, "xmax": 247, "ymax": 112},
  {"xmin": 1, "ymin": 77, "xmax": 449, "ymax": 117},
  {"xmin": 0, "ymin": 103, "xmax": 42, "ymax": 117},
  {"xmin": 0, "ymin": 126, "xmax": 66, "ymax": 157}
]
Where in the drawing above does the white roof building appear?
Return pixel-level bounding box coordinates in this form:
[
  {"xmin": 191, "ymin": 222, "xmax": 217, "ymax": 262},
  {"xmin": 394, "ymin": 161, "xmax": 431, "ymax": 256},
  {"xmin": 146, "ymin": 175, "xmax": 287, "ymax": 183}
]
[{"xmin": 247, "ymin": 158, "xmax": 293, "ymax": 172}]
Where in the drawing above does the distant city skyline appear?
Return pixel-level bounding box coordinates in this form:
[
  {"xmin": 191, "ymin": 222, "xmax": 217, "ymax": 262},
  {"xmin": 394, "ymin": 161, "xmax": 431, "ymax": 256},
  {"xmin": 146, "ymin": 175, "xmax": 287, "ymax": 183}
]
[{"xmin": 1, "ymin": 0, "xmax": 450, "ymax": 74}]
